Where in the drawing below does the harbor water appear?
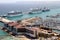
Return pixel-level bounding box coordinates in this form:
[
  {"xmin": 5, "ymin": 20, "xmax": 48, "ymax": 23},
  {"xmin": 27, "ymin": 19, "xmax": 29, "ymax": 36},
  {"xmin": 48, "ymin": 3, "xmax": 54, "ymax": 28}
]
[
  {"xmin": 7, "ymin": 8, "xmax": 60, "ymax": 21},
  {"xmin": 0, "ymin": 8, "xmax": 60, "ymax": 36}
]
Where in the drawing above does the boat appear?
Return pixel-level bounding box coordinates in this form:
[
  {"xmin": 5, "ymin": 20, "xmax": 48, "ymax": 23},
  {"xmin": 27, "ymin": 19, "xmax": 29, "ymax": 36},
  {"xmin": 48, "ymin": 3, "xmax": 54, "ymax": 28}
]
[
  {"xmin": 7, "ymin": 11, "xmax": 23, "ymax": 17},
  {"xmin": 42, "ymin": 7, "xmax": 50, "ymax": 12},
  {"xmin": 28, "ymin": 8, "xmax": 41, "ymax": 14},
  {"xmin": 29, "ymin": 7, "xmax": 50, "ymax": 14},
  {"xmin": 46, "ymin": 15, "xmax": 58, "ymax": 18},
  {"xmin": 46, "ymin": 13, "xmax": 60, "ymax": 18},
  {"xmin": 0, "ymin": 15, "xmax": 7, "ymax": 18}
]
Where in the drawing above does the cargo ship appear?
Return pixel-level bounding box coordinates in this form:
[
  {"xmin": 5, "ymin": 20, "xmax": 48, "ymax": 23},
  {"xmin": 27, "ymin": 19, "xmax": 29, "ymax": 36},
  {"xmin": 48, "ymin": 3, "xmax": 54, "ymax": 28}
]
[{"xmin": 7, "ymin": 11, "xmax": 23, "ymax": 17}]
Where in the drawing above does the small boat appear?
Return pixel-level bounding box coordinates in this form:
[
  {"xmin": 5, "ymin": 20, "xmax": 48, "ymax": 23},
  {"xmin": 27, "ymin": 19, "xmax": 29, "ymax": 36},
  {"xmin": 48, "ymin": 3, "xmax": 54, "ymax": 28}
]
[
  {"xmin": 46, "ymin": 14, "xmax": 60, "ymax": 18},
  {"xmin": 7, "ymin": 11, "xmax": 23, "ymax": 17},
  {"xmin": 56, "ymin": 13, "xmax": 60, "ymax": 16},
  {"xmin": 42, "ymin": 7, "xmax": 50, "ymax": 12},
  {"xmin": 0, "ymin": 15, "xmax": 7, "ymax": 17},
  {"xmin": 46, "ymin": 15, "xmax": 58, "ymax": 18}
]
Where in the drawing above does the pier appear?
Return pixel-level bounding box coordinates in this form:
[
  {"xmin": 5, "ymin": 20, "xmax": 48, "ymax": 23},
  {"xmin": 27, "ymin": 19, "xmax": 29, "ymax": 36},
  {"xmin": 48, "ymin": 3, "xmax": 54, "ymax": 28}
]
[{"xmin": 0, "ymin": 17, "xmax": 13, "ymax": 23}]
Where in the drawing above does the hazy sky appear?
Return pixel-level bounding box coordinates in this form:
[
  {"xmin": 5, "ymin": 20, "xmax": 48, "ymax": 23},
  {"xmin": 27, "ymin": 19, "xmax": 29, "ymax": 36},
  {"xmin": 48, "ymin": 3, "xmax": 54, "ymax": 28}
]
[{"xmin": 0, "ymin": 0, "xmax": 60, "ymax": 3}]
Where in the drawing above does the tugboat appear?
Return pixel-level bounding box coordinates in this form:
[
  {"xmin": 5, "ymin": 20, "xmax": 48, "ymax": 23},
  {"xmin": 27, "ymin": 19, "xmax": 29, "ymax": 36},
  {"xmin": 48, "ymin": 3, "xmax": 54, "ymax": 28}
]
[
  {"xmin": 42, "ymin": 7, "xmax": 50, "ymax": 12},
  {"xmin": 7, "ymin": 11, "xmax": 23, "ymax": 17}
]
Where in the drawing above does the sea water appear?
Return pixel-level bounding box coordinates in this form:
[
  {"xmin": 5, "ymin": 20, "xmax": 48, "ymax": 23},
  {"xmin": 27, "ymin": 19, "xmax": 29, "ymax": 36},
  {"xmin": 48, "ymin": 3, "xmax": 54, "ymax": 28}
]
[
  {"xmin": 7, "ymin": 8, "xmax": 60, "ymax": 21},
  {"xmin": 0, "ymin": 9, "xmax": 60, "ymax": 36}
]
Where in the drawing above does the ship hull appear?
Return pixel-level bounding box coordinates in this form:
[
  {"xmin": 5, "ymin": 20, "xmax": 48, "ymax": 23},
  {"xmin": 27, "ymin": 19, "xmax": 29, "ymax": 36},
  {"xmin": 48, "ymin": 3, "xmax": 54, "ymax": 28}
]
[
  {"xmin": 29, "ymin": 11, "xmax": 41, "ymax": 14},
  {"xmin": 7, "ymin": 14, "xmax": 23, "ymax": 17}
]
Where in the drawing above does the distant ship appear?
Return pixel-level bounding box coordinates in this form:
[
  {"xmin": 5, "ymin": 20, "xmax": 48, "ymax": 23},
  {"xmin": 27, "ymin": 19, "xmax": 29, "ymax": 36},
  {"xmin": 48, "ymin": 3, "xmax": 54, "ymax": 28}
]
[
  {"xmin": 7, "ymin": 11, "xmax": 23, "ymax": 17},
  {"xmin": 42, "ymin": 7, "xmax": 50, "ymax": 12},
  {"xmin": 29, "ymin": 7, "xmax": 50, "ymax": 14},
  {"xmin": 28, "ymin": 8, "xmax": 41, "ymax": 14}
]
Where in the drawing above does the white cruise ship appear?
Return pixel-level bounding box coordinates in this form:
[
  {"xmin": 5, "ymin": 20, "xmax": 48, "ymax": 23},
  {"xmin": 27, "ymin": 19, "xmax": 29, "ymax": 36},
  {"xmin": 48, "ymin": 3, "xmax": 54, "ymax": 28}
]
[{"xmin": 7, "ymin": 11, "xmax": 23, "ymax": 17}]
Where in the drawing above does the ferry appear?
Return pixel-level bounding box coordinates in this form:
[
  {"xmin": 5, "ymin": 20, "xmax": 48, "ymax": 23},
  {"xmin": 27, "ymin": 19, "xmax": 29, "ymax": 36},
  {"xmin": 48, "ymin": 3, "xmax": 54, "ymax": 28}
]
[{"xmin": 7, "ymin": 11, "xmax": 23, "ymax": 17}]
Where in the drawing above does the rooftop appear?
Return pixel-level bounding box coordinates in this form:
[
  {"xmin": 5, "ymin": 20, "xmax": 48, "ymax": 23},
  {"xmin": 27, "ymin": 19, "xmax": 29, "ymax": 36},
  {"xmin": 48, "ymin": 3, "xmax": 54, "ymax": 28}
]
[
  {"xmin": 8, "ymin": 22, "xmax": 19, "ymax": 26},
  {"xmin": 7, "ymin": 17, "xmax": 42, "ymax": 28}
]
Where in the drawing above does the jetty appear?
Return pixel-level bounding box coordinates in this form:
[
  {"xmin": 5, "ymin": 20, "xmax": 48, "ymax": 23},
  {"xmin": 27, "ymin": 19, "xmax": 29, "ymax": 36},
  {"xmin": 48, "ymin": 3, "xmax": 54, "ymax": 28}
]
[{"xmin": 0, "ymin": 17, "xmax": 13, "ymax": 23}]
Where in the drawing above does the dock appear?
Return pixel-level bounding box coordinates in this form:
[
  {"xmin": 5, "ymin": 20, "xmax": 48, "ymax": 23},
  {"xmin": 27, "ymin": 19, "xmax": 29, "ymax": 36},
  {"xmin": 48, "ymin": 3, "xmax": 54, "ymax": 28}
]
[{"xmin": 0, "ymin": 17, "xmax": 60, "ymax": 40}]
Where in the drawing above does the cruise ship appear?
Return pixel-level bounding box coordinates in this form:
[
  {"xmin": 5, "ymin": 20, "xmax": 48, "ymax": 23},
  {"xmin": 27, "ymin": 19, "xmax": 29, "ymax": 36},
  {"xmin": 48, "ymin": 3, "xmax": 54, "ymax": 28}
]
[
  {"xmin": 28, "ymin": 8, "xmax": 41, "ymax": 14},
  {"xmin": 7, "ymin": 11, "xmax": 23, "ymax": 17},
  {"xmin": 42, "ymin": 7, "xmax": 50, "ymax": 12},
  {"xmin": 29, "ymin": 7, "xmax": 50, "ymax": 14}
]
